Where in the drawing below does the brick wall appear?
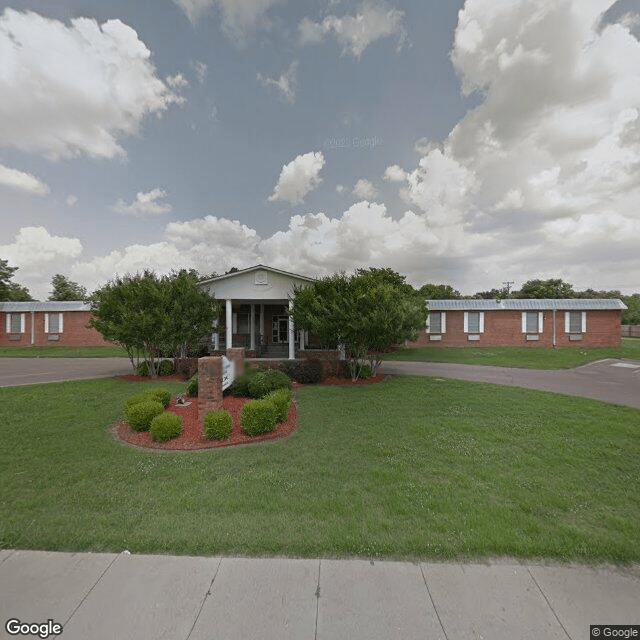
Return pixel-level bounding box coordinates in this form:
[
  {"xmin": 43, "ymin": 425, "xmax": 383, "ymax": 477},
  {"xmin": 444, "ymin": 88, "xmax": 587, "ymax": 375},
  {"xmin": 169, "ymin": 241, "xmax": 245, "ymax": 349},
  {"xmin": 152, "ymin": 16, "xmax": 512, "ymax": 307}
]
[
  {"xmin": 407, "ymin": 309, "xmax": 622, "ymax": 348},
  {"xmin": 0, "ymin": 311, "xmax": 112, "ymax": 347}
]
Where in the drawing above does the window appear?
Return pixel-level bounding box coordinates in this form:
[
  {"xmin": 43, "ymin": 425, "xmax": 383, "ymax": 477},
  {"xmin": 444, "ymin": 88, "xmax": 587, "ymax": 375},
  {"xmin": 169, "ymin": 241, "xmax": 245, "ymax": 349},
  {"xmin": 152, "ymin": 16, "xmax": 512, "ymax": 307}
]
[
  {"xmin": 427, "ymin": 311, "xmax": 446, "ymax": 333},
  {"xmin": 565, "ymin": 311, "xmax": 586, "ymax": 333},
  {"xmin": 5, "ymin": 313, "xmax": 25, "ymax": 334},
  {"xmin": 464, "ymin": 311, "xmax": 484, "ymax": 333},
  {"xmin": 522, "ymin": 312, "xmax": 543, "ymax": 333},
  {"xmin": 45, "ymin": 313, "xmax": 63, "ymax": 334}
]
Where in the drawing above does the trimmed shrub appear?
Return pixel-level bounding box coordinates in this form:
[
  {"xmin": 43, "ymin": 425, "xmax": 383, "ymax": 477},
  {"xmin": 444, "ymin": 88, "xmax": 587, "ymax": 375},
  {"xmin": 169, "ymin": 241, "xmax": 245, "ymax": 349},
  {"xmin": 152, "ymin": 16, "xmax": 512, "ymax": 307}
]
[
  {"xmin": 241, "ymin": 398, "xmax": 278, "ymax": 435},
  {"xmin": 125, "ymin": 393, "xmax": 149, "ymax": 411},
  {"xmin": 203, "ymin": 410, "xmax": 233, "ymax": 439},
  {"xmin": 125, "ymin": 400, "xmax": 164, "ymax": 432},
  {"xmin": 143, "ymin": 387, "xmax": 172, "ymax": 408},
  {"xmin": 150, "ymin": 412, "xmax": 183, "ymax": 442},
  {"xmin": 357, "ymin": 363, "xmax": 372, "ymax": 379},
  {"xmin": 186, "ymin": 374, "xmax": 198, "ymax": 397},
  {"xmin": 136, "ymin": 360, "xmax": 150, "ymax": 376},
  {"xmin": 247, "ymin": 369, "xmax": 292, "ymax": 399},
  {"xmin": 157, "ymin": 359, "xmax": 174, "ymax": 376},
  {"xmin": 266, "ymin": 388, "xmax": 292, "ymax": 423},
  {"xmin": 292, "ymin": 359, "xmax": 324, "ymax": 384},
  {"xmin": 228, "ymin": 367, "xmax": 262, "ymax": 397}
]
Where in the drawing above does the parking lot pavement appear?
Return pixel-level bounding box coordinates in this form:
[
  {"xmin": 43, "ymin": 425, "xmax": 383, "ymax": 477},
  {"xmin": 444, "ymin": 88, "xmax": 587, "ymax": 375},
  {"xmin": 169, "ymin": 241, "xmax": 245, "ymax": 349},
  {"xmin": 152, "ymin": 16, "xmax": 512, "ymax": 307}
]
[
  {"xmin": 1, "ymin": 550, "xmax": 639, "ymax": 640},
  {"xmin": 0, "ymin": 357, "xmax": 132, "ymax": 387},
  {"xmin": 380, "ymin": 358, "xmax": 640, "ymax": 409}
]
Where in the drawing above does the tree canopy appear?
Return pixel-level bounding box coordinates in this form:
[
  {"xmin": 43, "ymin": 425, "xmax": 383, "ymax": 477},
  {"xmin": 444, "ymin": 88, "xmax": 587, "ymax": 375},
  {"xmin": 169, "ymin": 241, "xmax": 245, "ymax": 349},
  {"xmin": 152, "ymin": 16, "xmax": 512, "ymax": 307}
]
[
  {"xmin": 89, "ymin": 270, "xmax": 221, "ymax": 375},
  {"xmin": 48, "ymin": 274, "xmax": 88, "ymax": 301},
  {"xmin": 0, "ymin": 259, "xmax": 33, "ymax": 301},
  {"xmin": 291, "ymin": 268, "xmax": 426, "ymax": 379}
]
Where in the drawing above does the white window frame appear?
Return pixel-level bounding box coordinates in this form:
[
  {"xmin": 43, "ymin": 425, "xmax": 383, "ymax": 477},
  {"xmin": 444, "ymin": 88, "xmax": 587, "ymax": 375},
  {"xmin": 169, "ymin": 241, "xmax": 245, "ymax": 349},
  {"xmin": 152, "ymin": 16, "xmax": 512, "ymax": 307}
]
[
  {"xmin": 426, "ymin": 311, "xmax": 446, "ymax": 334},
  {"xmin": 521, "ymin": 312, "xmax": 544, "ymax": 334},
  {"xmin": 565, "ymin": 311, "xmax": 587, "ymax": 334},
  {"xmin": 45, "ymin": 313, "xmax": 64, "ymax": 334},
  {"xmin": 464, "ymin": 311, "xmax": 484, "ymax": 333},
  {"xmin": 6, "ymin": 313, "xmax": 26, "ymax": 334}
]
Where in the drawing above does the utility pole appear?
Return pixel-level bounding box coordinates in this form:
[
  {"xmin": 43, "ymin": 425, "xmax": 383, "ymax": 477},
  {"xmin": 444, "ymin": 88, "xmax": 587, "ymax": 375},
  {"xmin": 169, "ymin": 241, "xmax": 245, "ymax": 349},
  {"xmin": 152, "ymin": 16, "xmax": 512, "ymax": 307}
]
[{"xmin": 502, "ymin": 281, "xmax": 515, "ymax": 297}]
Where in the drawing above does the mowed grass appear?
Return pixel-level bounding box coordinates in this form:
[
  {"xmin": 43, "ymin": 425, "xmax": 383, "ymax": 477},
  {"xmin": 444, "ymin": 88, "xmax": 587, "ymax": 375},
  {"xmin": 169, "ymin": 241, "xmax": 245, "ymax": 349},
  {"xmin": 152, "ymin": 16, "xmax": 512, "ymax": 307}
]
[
  {"xmin": 385, "ymin": 337, "xmax": 640, "ymax": 369},
  {"xmin": 1, "ymin": 376, "xmax": 639, "ymax": 563},
  {"xmin": 0, "ymin": 345, "xmax": 128, "ymax": 358}
]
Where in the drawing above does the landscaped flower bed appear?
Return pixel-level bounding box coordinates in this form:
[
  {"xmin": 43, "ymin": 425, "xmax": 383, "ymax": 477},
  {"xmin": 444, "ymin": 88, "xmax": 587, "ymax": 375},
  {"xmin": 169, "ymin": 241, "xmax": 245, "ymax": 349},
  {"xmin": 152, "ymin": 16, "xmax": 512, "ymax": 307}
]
[{"xmin": 112, "ymin": 394, "xmax": 298, "ymax": 451}]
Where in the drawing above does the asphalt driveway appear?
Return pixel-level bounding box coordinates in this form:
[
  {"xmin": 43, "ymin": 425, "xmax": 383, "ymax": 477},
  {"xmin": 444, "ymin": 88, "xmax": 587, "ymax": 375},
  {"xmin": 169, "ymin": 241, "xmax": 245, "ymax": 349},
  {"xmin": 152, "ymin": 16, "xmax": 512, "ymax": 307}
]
[
  {"xmin": 380, "ymin": 358, "xmax": 640, "ymax": 409},
  {"xmin": 0, "ymin": 357, "xmax": 132, "ymax": 387}
]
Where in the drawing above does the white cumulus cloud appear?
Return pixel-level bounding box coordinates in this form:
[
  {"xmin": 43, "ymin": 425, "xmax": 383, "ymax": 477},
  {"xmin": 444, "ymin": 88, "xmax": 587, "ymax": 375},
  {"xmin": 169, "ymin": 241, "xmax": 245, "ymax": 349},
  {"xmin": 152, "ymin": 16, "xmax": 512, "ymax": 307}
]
[
  {"xmin": 0, "ymin": 163, "xmax": 49, "ymax": 196},
  {"xmin": 257, "ymin": 61, "xmax": 298, "ymax": 105},
  {"xmin": 113, "ymin": 189, "xmax": 172, "ymax": 217},
  {"xmin": 352, "ymin": 179, "xmax": 378, "ymax": 199},
  {"xmin": 0, "ymin": 9, "xmax": 182, "ymax": 161},
  {"xmin": 268, "ymin": 151, "xmax": 325, "ymax": 204}
]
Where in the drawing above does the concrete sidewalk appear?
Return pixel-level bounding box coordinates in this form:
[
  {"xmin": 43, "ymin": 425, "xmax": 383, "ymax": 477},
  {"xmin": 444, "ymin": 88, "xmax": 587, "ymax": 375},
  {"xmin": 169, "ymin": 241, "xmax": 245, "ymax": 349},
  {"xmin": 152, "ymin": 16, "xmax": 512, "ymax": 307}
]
[
  {"xmin": 380, "ymin": 358, "xmax": 640, "ymax": 409},
  {"xmin": 1, "ymin": 550, "xmax": 639, "ymax": 640}
]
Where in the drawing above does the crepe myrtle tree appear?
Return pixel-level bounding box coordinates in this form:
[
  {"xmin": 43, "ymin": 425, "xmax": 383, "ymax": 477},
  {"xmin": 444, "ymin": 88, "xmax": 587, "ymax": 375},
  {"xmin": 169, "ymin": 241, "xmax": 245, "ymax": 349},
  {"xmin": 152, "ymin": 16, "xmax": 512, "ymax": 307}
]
[
  {"xmin": 89, "ymin": 270, "xmax": 220, "ymax": 376},
  {"xmin": 290, "ymin": 268, "xmax": 426, "ymax": 380}
]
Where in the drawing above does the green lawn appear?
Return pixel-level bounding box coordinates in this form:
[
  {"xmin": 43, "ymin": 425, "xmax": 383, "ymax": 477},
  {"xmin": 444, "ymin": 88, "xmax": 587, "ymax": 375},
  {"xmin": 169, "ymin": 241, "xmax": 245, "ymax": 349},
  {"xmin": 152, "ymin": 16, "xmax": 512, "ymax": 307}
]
[
  {"xmin": 384, "ymin": 337, "xmax": 640, "ymax": 369},
  {"xmin": 0, "ymin": 345, "xmax": 128, "ymax": 358},
  {"xmin": 2, "ymin": 375, "xmax": 639, "ymax": 562}
]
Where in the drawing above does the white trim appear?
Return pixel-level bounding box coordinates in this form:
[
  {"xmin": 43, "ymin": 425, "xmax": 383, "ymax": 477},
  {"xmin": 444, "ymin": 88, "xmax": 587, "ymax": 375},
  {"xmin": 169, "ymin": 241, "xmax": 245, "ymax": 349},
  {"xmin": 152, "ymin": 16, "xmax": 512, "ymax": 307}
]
[
  {"xmin": 59, "ymin": 313, "xmax": 63, "ymax": 333},
  {"xmin": 539, "ymin": 312, "xmax": 544, "ymax": 333},
  {"xmin": 463, "ymin": 312, "xmax": 469, "ymax": 333},
  {"xmin": 565, "ymin": 312, "xmax": 570, "ymax": 333},
  {"xmin": 521, "ymin": 312, "xmax": 527, "ymax": 333},
  {"xmin": 44, "ymin": 313, "xmax": 49, "ymax": 333},
  {"xmin": 479, "ymin": 312, "xmax": 485, "ymax": 333},
  {"xmin": 582, "ymin": 311, "xmax": 587, "ymax": 333},
  {"xmin": 5, "ymin": 314, "xmax": 10, "ymax": 334},
  {"xmin": 20, "ymin": 313, "xmax": 25, "ymax": 333},
  {"xmin": 441, "ymin": 312, "xmax": 446, "ymax": 334}
]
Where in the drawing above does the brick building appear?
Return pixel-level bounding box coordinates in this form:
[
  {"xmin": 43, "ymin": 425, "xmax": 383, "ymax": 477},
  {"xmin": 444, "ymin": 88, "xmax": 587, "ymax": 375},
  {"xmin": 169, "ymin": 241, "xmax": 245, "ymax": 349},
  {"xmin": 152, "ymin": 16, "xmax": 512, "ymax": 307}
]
[
  {"xmin": 407, "ymin": 299, "xmax": 627, "ymax": 348},
  {"xmin": 0, "ymin": 301, "xmax": 111, "ymax": 347}
]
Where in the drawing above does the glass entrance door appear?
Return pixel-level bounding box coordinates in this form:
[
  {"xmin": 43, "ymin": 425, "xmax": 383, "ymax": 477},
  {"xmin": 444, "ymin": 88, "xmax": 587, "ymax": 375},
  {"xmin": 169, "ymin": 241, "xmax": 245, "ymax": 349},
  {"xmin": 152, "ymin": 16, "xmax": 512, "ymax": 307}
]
[{"xmin": 271, "ymin": 316, "xmax": 289, "ymax": 343}]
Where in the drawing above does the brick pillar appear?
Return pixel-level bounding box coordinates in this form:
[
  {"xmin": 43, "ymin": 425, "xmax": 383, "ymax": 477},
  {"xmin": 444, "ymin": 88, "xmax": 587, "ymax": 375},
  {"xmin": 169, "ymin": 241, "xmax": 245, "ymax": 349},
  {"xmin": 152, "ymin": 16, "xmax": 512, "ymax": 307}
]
[
  {"xmin": 198, "ymin": 356, "xmax": 223, "ymax": 420},
  {"xmin": 226, "ymin": 347, "xmax": 245, "ymax": 378}
]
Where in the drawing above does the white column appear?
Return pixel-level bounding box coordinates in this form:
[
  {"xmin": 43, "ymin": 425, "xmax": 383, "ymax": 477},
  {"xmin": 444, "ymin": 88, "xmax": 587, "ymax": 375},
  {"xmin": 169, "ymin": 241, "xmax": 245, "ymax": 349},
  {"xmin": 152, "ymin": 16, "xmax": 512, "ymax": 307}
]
[
  {"xmin": 288, "ymin": 300, "xmax": 295, "ymax": 359},
  {"xmin": 250, "ymin": 304, "xmax": 255, "ymax": 351},
  {"xmin": 226, "ymin": 299, "xmax": 232, "ymax": 349}
]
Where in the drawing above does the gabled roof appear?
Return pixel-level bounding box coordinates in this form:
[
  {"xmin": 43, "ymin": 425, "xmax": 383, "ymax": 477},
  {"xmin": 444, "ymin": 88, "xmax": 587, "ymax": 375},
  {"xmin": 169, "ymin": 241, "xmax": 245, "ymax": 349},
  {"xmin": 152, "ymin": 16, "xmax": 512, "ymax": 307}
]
[
  {"xmin": 198, "ymin": 264, "xmax": 315, "ymax": 285},
  {"xmin": 0, "ymin": 301, "xmax": 92, "ymax": 312},
  {"xmin": 428, "ymin": 298, "xmax": 627, "ymax": 311}
]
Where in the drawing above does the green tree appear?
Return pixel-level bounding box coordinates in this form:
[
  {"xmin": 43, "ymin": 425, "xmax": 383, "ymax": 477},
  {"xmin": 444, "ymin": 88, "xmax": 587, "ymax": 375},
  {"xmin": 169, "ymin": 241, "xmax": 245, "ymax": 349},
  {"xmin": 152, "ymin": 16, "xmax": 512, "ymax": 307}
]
[
  {"xmin": 418, "ymin": 283, "xmax": 461, "ymax": 299},
  {"xmin": 291, "ymin": 268, "xmax": 426, "ymax": 380},
  {"xmin": 90, "ymin": 270, "xmax": 220, "ymax": 375},
  {"xmin": 514, "ymin": 278, "xmax": 576, "ymax": 298},
  {"xmin": 0, "ymin": 259, "xmax": 33, "ymax": 301},
  {"xmin": 48, "ymin": 274, "xmax": 88, "ymax": 301},
  {"xmin": 621, "ymin": 294, "xmax": 640, "ymax": 325}
]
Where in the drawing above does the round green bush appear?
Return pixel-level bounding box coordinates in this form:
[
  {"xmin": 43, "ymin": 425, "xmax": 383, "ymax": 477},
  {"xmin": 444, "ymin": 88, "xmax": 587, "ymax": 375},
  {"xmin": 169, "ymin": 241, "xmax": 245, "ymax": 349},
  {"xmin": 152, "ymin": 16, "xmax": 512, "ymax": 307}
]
[
  {"xmin": 241, "ymin": 398, "xmax": 278, "ymax": 435},
  {"xmin": 203, "ymin": 410, "xmax": 233, "ymax": 439},
  {"xmin": 228, "ymin": 367, "xmax": 262, "ymax": 397},
  {"xmin": 357, "ymin": 363, "xmax": 372, "ymax": 379},
  {"xmin": 143, "ymin": 387, "xmax": 172, "ymax": 408},
  {"xmin": 125, "ymin": 400, "xmax": 164, "ymax": 432},
  {"xmin": 247, "ymin": 369, "xmax": 292, "ymax": 399},
  {"xmin": 150, "ymin": 412, "xmax": 183, "ymax": 442},
  {"xmin": 186, "ymin": 374, "xmax": 198, "ymax": 397},
  {"xmin": 266, "ymin": 388, "xmax": 292, "ymax": 422},
  {"xmin": 136, "ymin": 360, "xmax": 150, "ymax": 376},
  {"xmin": 125, "ymin": 393, "xmax": 149, "ymax": 411},
  {"xmin": 157, "ymin": 359, "xmax": 174, "ymax": 376}
]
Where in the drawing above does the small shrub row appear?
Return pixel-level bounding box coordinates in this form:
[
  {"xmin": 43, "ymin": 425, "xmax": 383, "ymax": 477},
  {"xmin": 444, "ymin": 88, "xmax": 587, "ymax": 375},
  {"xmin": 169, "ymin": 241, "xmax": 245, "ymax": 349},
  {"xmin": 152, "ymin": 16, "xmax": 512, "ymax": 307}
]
[
  {"xmin": 246, "ymin": 369, "xmax": 292, "ymax": 398},
  {"xmin": 280, "ymin": 359, "xmax": 325, "ymax": 384},
  {"xmin": 126, "ymin": 388, "xmax": 172, "ymax": 410},
  {"xmin": 203, "ymin": 410, "xmax": 232, "ymax": 439},
  {"xmin": 227, "ymin": 367, "xmax": 261, "ymax": 397},
  {"xmin": 241, "ymin": 389, "xmax": 293, "ymax": 436},
  {"xmin": 125, "ymin": 400, "xmax": 164, "ymax": 432},
  {"xmin": 136, "ymin": 359, "xmax": 174, "ymax": 376},
  {"xmin": 150, "ymin": 412, "xmax": 183, "ymax": 442}
]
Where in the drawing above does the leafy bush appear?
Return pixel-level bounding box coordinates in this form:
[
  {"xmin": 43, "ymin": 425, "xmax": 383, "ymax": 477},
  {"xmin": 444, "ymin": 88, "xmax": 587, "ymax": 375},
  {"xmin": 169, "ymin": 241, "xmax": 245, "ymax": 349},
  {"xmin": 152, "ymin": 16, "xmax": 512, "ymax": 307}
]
[
  {"xmin": 247, "ymin": 369, "xmax": 292, "ymax": 399},
  {"xmin": 125, "ymin": 400, "xmax": 164, "ymax": 432},
  {"xmin": 292, "ymin": 359, "xmax": 325, "ymax": 384},
  {"xmin": 125, "ymin": 393, "xmax": 149, "ymax": 411},
  {"xmin": 136, "ymin": 360, "xmax": 150, "ymax": 376},
  {"xmin": 241, "ymin": 398, "xmax": 278, "ymax": 435},
  {"xmin": 143, "ymin": 387, "xmax": 172, "ymax": 408},
  {"xmin": 203, "ymin": 410, "xmax": 233, "ymax": 439},
  {"xmin": 228, "ymin": 367, "xmax": 262, "ymax": 397},
  {"xmin": 157, "ymin": 359, "xmax": 174, "ymax": 376},
  {"xmin": 357, "ymin": 363, "xmax": 372, "ymax": 379},
  {"xmin": 186, "ymin": 374, "xmax": 198, "ymax": 397},
  {"xmin": 150, "ymin": 412, "xmax": 183, "ymax": 442},
  {"xmin": 266, "ymin": 388, "xmax": 292, "ymax": 423}
]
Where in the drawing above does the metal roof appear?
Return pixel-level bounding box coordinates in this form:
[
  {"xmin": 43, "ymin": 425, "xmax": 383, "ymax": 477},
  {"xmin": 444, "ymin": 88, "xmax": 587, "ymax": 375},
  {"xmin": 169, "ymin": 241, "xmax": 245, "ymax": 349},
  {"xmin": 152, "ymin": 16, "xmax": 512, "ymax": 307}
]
[
  {"xmin": 427, "ymin": 298, "xmax": 627, "ymax": 311},
  {"xmin": 0, "ymin": 301, "xmax": 92, "ymax": 312}
]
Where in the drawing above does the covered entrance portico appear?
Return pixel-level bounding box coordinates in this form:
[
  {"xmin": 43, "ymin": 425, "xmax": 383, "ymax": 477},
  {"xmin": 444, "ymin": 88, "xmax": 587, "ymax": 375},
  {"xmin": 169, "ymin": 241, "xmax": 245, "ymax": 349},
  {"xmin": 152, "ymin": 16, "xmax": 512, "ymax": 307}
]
[{"xmin": 199, "ymin": 265, "xmax": 315, "ymax": 359}]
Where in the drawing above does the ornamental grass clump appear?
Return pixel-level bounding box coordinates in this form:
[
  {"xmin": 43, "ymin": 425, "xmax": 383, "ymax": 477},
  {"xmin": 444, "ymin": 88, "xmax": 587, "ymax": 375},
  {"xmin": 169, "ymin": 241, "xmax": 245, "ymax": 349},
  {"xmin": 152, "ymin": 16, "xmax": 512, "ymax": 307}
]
[
  {"xmin": 203, "ymin": 410, "xmax": 233, "ymax": 439},
  {"xmin": 241, "ymin": 398, "xmax": 278, "ymax": 436},
  {"xmin": 247, "ymin": 369, "xmax": 292, "ymax": 399},
  {"xmin": 150, "ymin": 412, "xmax": 183, "ymax": 442},
  {"xmin": 125, "ymin": 400, "xmax": 164, "ymax": 432},
  {"xmin": 266, "ymin": 388, "xmax": 292, "ymax": 423}
]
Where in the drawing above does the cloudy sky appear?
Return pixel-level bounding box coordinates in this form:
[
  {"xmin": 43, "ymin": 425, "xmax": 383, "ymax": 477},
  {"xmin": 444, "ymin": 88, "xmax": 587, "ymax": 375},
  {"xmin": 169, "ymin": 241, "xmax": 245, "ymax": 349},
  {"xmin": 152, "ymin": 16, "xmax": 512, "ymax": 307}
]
[{"xmin": 2, "ymin": 0, "xmax": 640, "ymax": 299}]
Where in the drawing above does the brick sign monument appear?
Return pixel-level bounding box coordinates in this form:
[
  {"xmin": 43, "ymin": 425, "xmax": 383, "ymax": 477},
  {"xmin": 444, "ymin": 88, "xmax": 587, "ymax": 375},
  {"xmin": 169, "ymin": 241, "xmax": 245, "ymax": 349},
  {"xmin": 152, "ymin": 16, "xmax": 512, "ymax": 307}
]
[{"xmin": 198, "ymin": 347, "xmax": 245, "ymax": 420}]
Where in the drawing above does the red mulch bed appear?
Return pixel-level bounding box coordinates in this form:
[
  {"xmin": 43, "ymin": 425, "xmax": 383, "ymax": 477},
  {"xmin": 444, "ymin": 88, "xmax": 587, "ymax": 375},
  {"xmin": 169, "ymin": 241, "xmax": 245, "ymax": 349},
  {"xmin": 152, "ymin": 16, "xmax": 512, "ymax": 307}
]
[{"xmin": 110, "ymin": 373, "xmax": 386, "ymax": 451}]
